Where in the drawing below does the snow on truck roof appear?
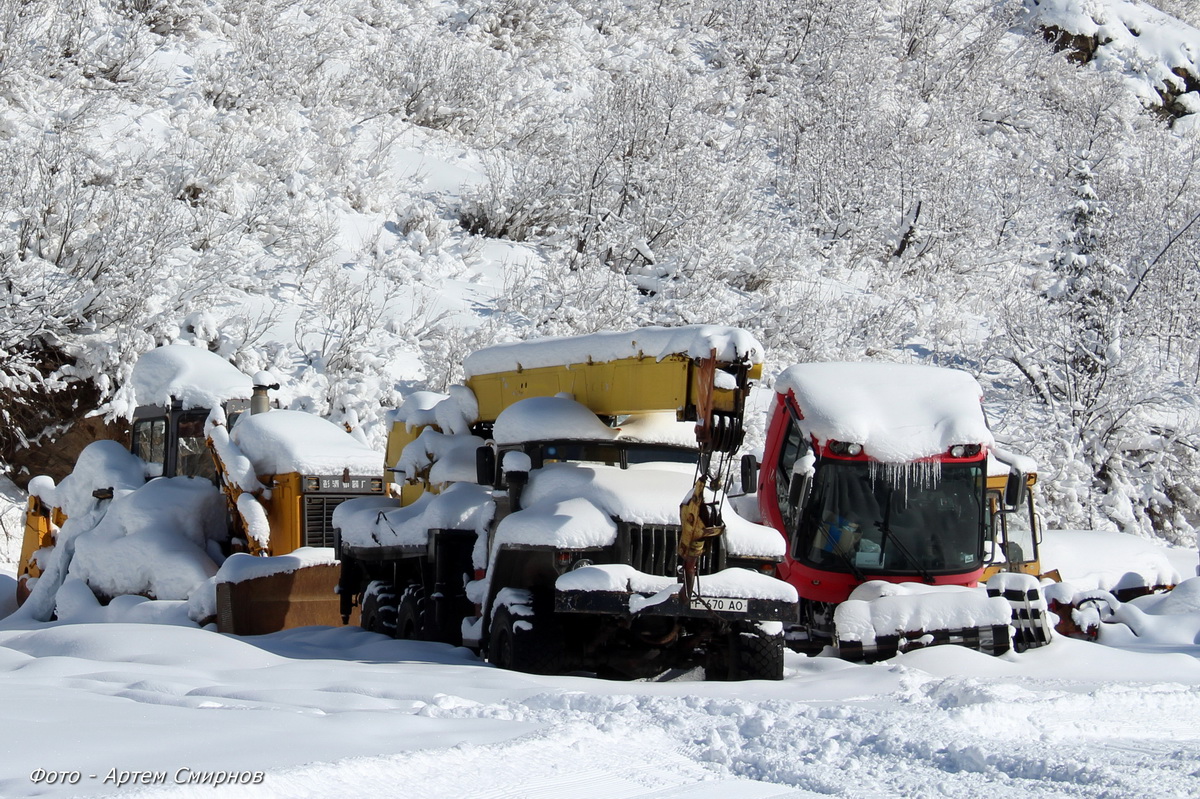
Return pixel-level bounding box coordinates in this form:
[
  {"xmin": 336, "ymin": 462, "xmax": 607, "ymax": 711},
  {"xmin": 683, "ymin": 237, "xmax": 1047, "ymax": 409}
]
[
  {"xmin": 229, "ymin": 410, "xmax": 380, "ymax": 476},
  {"xmin": 776, "ymin": 362, "xmax": 993, "ymax": 462},
  {"xmin": 130, "ymin": 344, "xmax": 253, "ymax": 410},
  {"xmin": 462, "ymin": 325, "xmax": 764, "ymax": 378}
]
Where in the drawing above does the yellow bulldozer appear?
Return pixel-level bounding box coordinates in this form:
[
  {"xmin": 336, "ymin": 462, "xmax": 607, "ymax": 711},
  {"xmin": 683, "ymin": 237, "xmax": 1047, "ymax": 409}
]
[{"xmin": 16, "ymin": 344, "xmax": 381, "ymax": 632}]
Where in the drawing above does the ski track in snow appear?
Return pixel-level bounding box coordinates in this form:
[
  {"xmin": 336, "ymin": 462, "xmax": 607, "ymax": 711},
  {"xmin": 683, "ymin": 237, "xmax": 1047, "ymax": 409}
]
[{"xmin": 0, "ymin": 622, "xmax": 1196, "ymax": 799}]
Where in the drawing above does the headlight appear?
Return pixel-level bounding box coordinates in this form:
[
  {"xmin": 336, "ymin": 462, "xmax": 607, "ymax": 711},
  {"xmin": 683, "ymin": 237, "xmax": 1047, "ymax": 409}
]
[{"xmin": 555, "ymin": 550, "xmax": 596, "ymax": 573}]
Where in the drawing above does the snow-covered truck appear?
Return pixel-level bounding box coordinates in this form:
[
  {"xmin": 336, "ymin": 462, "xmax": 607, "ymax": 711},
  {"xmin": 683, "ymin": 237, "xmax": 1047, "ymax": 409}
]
[
  {"xmin": 746, "ymin": 362, "xmax": 1053, "ymax": 660},
  {"xmin": 17, "ymin": 344, "xmax": 383, "ymax": 631},
  {"xmin": 334, "ymin": 326, "xmax": 798, "ymax": 680}
]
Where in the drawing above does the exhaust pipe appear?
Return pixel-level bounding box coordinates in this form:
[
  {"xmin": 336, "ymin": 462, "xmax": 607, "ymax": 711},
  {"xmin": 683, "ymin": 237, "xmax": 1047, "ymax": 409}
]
[{"xmin": 251, "ymin": 371, "xmax": 279, "ymax": 415}]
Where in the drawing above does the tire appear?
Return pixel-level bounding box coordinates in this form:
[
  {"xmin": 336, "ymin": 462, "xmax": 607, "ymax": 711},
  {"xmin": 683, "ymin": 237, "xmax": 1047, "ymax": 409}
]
[
  {"xmin": 707, "ymin": 625, "xmax": 785, "ymax": 681},
  {"xmin": 488, "ymin": 606, "xmax": 570, "ymax": 675},
  {"xmin": 360, "ymin": 580, "xmax": 398, "ymax": 637},
  {"xmin": 733, "ymin": 629, "xmax": 785, "ymax": 680},
  {"xmin": 395, "ymin": 585, "xmax": 426, "ymax": 640}
]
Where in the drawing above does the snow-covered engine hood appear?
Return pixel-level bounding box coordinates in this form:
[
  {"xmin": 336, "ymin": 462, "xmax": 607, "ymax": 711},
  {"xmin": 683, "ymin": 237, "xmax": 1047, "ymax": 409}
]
[{"xmin": 495, "ymin": 462, "xmax": 784, "ymax": 558}]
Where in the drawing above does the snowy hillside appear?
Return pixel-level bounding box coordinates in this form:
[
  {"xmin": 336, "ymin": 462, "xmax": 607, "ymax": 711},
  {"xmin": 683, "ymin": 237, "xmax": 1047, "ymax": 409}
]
[{"xmin": 1, "ymin": 1, "xmax": 1199, "ymax": 525}]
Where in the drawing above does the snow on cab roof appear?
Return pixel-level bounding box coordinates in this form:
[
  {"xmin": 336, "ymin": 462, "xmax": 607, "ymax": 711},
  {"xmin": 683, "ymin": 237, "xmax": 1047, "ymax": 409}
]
[
  {"xmin": 130, "ymin": 344, "xmax": 254, "ymax": 410},
  {"xmin": 776, "ymin": 362, "xmax": 993, "ymax": 462},
  {"xmin": 463, "ymin": 325, "xmax": 763, "ymax": 378},
  {"xmin": 229, "ymin": 410, "xmax": 380, "ymax": 476}
]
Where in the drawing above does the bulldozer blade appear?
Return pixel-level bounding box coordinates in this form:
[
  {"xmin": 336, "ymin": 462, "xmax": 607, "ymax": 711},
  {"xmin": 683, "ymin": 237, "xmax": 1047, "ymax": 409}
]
[{"xmin": 216, "ymin": 564, "xmax": 358, "ymax": 635}]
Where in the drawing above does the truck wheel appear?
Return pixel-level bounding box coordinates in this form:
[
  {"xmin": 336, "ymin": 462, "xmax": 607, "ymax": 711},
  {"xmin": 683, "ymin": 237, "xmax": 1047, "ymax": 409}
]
[
  {"xmin": 707, "ymin": 625, "xmax": 785, "ymax": 681},
  {"xmin": 396, "ymin": 585, "xmax": 426, "ymax": 640},
  {"xmin": 735, "ymin": 629, "xmax": 785, "ymax": 680},
  {"xmin": 360, "ymin": 581, "xmax": 398, "ymax": 637},
  {"xmin": 488, "ymin": 607, "xmax": 524, "ymax": 671},
  {"xmin": 488, "ymin": 606, "xmax": 569, "ymax": 675}
]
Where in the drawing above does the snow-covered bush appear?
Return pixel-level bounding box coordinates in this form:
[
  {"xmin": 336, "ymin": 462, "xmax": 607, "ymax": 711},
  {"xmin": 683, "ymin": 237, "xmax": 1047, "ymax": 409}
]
[{"xmin": 0, "ymin": 0, "xmax": 1197, "ymax": 548}]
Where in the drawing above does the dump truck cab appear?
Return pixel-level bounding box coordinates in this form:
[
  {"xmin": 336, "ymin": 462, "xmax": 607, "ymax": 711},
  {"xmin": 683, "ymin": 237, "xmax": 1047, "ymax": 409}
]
[{"xmin": 336, "ymin": 326, "xmax": 799, "ymax": 680}]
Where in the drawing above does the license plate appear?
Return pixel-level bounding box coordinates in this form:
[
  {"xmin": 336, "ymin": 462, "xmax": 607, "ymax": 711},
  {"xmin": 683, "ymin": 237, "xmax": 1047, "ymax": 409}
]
[{"xmin": 700, "ymin": 596, "xmax": 748, "ymax": 612}]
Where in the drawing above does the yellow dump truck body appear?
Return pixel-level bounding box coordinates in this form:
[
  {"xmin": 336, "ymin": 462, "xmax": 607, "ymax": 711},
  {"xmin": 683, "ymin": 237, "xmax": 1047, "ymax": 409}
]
[
  {"xmin": 467, "ymin": 354, "xmax": 762, "ymax": 422},
  {"xmin": 387, "ymin": 351, "xmax": 762, "ymax": 506}
]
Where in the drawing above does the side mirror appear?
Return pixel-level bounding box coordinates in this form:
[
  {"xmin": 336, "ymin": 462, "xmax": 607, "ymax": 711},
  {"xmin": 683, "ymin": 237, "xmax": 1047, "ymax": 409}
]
[
  {"xmin": 740, "ymin": 454, "xmax": 759, "ymax": 493},
  {"xmin": 1003, "ymin": 467, "xmax": 1027, "ymax": 512},
  {"xmin": 476, "ymin": 446, "xmax": 497, "ymax": 487}
]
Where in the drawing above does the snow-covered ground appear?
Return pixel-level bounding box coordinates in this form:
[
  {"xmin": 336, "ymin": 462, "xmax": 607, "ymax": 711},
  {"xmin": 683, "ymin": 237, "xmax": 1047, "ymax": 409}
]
[{"xmin": 1, "ymin": 526, "xmax": 1197, "ymax": 799}]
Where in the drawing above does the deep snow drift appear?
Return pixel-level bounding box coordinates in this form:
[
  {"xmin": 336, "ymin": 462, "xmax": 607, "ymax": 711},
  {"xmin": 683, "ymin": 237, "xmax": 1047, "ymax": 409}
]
[{"xmin": 0, "ymin": 527, "xmax": 1197, "ymax": 798}]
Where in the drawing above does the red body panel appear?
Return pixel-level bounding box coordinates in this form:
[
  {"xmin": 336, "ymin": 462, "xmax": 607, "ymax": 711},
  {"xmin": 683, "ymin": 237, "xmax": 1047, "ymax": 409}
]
[{"xmin": 757, "ymin": 392, "xmax": 985, "ymax": 605}]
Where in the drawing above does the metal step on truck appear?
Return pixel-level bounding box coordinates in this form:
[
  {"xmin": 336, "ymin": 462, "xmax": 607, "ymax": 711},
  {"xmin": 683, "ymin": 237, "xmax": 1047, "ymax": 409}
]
[{"xmin": 334, "ymin": 326, "xmax": 798, "ymax": 680}]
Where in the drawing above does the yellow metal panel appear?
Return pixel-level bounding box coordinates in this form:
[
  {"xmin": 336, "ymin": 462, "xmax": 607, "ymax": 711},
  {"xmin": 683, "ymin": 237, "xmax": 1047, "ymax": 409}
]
[
  {"xmin": 264, "ymin": 472, "xmax": 303, "ymax": 556},
  {"xmin": 468, "ymin": 355, "xmax": 699, "ymax": 421},
  {"xmin": 18, "ymin": 498, "xmax": 56, "ymax": 583},
  {"xmin": 386, "ymin": 420, "xmax": 425, "ymax": 473}
]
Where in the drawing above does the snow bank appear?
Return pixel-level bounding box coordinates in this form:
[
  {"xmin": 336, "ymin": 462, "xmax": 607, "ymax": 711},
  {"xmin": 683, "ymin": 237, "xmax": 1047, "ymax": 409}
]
[
  {"xmin": 229, "ymin": 409, "xmax": 381, "ymax": 475},
  {"xmin": 1041, "ymin": 529, "xmax": 1183, "ymax": 592},
  {"xmin": 127, "ymin": 343, "xmax": 253, "ymax": 411},
  {"xmin": 1030, "ymin": 0, "xmax": 1200, "ymax": 114},
  {"xmin": 33, "ymin": 440, "xmax": 147, "ymax": 517},
  {"xmin": 616, "ymin": 412, "xmax": 699, "ymax": 447},
  {"xmin": 395, "ymin": 428, "xmax": 485, "ymax": 484},
  {"xmin": 834, "ymin": 581, "xmax": 1012, "ymax": 644},
  {"xmin": 393, "ymin": 390, "xmax": 449, "ymax": 430},
  {"xmin": 206, "ymin": 406, "xmax": 265, "ymax": 494},
  {"xmin": 987, "ymin": 448, "xmax": 1038, "ymax": 477},
  {"xmin": 1099, "ymin": 577, "xmax": 1200, "ymax": 646},
  {"xmin": 775, "ymin": 362, "xmax": 993, "ymax": 462},
  {"xmin": 524, "ymin": 462, "xmax": 687, "ymax": 527},
  {"xmin": 53, "ymin": 579, "xmax": 197, "ymax": 626},
  {"xmin": 464, "ymin": 325, "xmax": 764, "ymax": 377},
  {"xmin": 393, "ymin": 386, "xmax": 478, "ymax": 435},
  {"xmin": 494, "ymin": 497, "xmax": 619, "ymax": 549},
  {"xmin": 517, "ymin": 462, "xmax": 783, "ymax": 558}
]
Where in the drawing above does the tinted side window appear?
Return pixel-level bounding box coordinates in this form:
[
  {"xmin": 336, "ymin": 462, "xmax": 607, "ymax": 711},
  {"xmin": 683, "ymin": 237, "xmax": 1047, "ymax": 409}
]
[
  {"xmin": 775, "ymin": 418, "xmax": 808, "ymax": 526},
  {"xmin": 133, "ymin": 418, "xmax": 167, "ymax": 469},
  {"xmin": 176, "ymin": 414, "xmax": 216, "ymax": 482}
]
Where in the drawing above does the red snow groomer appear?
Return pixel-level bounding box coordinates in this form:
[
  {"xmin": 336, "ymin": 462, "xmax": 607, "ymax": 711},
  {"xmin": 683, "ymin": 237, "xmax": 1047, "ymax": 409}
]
[{"xmin": 746, "ymin": 362, "xmax": 1052, "ymax": 660}]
